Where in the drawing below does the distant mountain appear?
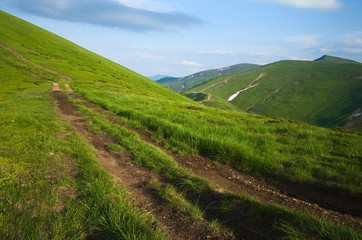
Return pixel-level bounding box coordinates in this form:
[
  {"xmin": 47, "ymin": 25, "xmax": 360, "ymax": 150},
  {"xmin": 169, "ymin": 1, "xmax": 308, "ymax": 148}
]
[
  {"xmin": 186, "ymin": 57, "xmax": 362, "ymax": 128},
  {"xmin": 158, "ymin": 63, "xmax": 260, "ymax": 92},
  {"xmin": 314, "ymin": 55, "xmax": 361, "ymax": 64},
  {"xmin": 157, "ymin": 76, "xmax": 181, "ymax": 84},
  {"xmin": 148, "ymin": 74, "xmax": 173, "ymax": 81}
]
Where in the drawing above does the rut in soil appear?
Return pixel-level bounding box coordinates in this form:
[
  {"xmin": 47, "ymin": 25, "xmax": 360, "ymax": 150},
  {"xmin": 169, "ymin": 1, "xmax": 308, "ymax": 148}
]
[{"xmin": 2, "ymin": 42, "xmax": 361, "ymax": 237}]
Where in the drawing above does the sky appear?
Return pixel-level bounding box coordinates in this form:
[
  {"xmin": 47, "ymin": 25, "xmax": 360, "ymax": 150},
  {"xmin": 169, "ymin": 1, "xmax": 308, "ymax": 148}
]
[{"xmin": 1, "ymin": 0, "xmax": 362, "ymax": 77}]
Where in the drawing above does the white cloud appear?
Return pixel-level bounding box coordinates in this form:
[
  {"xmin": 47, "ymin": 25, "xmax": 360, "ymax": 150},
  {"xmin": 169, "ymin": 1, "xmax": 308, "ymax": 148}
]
[
  {"xmin": 3, "ymin": 0, "xmax": 202, "ymax": 32},
  {"xmin": 247, "ymin": 51, "xmax": 273, "ymax": 57},
  {"xmin": 333, "ymin": 31, "xmax": 362, "ymax": 54},
  {"xmin": 320, "ymin": 48, "xmax": 333, "ymax": 53},
  {"xmin": 256, "ymin": 0, "xmax": 342, "ymax": 10},
  {"xmin": 287, "ymin": 34, "xmax": 322, "ymax": 49},
  {"xmin": 199, "ymin": 49, "xmax": 279, "ymax": 57},
  {"xmin": 288, "ymin": 56, "xmax": 308, "ymax": 61},
  {"xmin": 137, "ymin": 52, "xmax": 164, "ymax": 60},
  {"xmin": 337, "ymin": 31, "xmax": 362, "ymax": 55},
  {"xmin": 180, "ymin": 60, "xmax": 203, "ymax": 66},
  {"xmin": 342, "ymin": 48, "xmax": 362, "ymax": 54},
  {"xmin": 111, "ymin": 0, "xmax": 171, "ymax": 11},
  {"xmin": 199, "ymin": 49, "xmax": 237, "ymax": 55},
  {"xmin": 112, "ymin": 0, "xmax": 148, "ymax": 8},
  {"xmin": 341, "ymin": 33, "xmax": 362, "ymax": 47}
]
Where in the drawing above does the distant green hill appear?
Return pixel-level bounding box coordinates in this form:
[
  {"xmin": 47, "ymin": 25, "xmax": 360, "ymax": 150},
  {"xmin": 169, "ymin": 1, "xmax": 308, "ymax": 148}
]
[
  {"xmin": 158, "ymin": 63, "xmax": 260, "ymax": 92},
  {"xmin": 148, "ymin": 74, "xmax": 173, "ymax": 81},
  {"xmin": 314, "ymin": 55, "xmax": 361, "ymax": 64},
  {"xmin": 157, "ymin": 76, "xmax": 181, "ymax": 84},
  {"xmin": 186, "ymin": 58, "xmax": 362, "ymax": 128}
]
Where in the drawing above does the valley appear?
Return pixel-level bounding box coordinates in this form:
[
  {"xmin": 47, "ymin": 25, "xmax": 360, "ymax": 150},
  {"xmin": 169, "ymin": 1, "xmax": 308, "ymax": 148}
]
[
  {"xmin": 186, "ymin": 59, "xmax": 362, "ymax": 129},
  {"xmin": 158, "ymin": 63, "xmax": 260, "ymax": 92}
]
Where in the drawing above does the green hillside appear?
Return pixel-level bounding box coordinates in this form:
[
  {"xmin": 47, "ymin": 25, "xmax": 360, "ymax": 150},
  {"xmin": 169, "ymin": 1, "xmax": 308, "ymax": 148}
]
[
  {"xmin": 157, "ymin": 76, "xmax": 180, "ymax": 84},
  {"xmin": 1, "ymin": 11, "xmax": 362, "ymax": 239},
  {"xmin": 187, "ymin": 59, "xmax": 362, "ymax": 128},
  {"xmin": 159, "ymin": 63, "xmax": 260, "ymax": 92},
  {"xmin": 314, "ymin": 54, "xmax": 361, "ymax": 64}
]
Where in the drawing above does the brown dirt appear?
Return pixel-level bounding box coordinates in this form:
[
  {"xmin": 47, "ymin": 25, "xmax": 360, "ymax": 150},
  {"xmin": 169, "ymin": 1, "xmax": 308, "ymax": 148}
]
[
  {"xmin": 70, "ymin": 89, "xmax": 362, "ymax": 231},
  {"xmin": 0, "ymin": 43, "xmax": 234, "ymax": 239},
  {"xmin": 64, "ymin": 84, "xmax": 74, "ymax": 93},
  {"xmin": 0, "ymin": 42, "xmax": 72, "ymax": 81},
  {"xmin": 51, "ymin": 84, "xmax": 236, "ymax": 240},
  {"xmin": 3, "ymin": 42, "xmax": 362, "ymax": 237},
  {"xmin": 135, "ymin": 133, "xmax": 362, "ymax": 230}
]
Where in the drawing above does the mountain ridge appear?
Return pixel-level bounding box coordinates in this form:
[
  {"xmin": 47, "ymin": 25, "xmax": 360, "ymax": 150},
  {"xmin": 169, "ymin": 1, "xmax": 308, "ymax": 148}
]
[
  {"xmin": 186, "ymin": 58, "xmax": 362, "ymax": 129},
  {"xmin": 314, "ymin": 54, "xmax": 361, "ymax": 64},
  {"xmin": 148, "ymin": 74, "xmax": 173, "ymax": 81},
  {"xmin": 158, "ymin": 63, "xmax": 260, "ymax": 92}
]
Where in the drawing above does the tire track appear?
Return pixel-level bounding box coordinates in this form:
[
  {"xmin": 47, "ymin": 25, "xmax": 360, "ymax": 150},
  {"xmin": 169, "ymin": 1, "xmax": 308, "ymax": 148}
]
[
  {"xmin": 1, "ymin": 42, "xmax": 236, "ymax": 240},
  {"xmin": 69, "ymin": 86, "xmax": 362, "ymax": 231},
  {"xmin": 52, "ymin": 83, "xmax": 236, "ymax": 240},
  {"xmin": 3, "ymin": 42, "xmax": 361, "ymax": 234},
  {"xmin": 0, "ymin": 42, "xmax": 72, "ymax": 81}
]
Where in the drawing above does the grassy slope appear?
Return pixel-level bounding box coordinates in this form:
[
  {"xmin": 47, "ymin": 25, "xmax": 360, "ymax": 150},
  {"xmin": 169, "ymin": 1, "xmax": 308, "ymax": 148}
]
[
  {"xmin": 1, "ymin": 10, "xmax": 361, "ymax": 197},
  {"xmin": 1, "ymin": 10, "xmax": 362, "ymax": 239},
  {"xmin": 157, "ymin": 76, "xmax": 180, "ymax": 84},
  {"xmin": 187, "ymin": 60, "xmax": 362, "ymax": 128},
  {"xmin": 0, "ymin": 11, "xmax": 184, "ymax": 103},
  {"xmin": 160, "ymin": 63, "xmax": 260, "ymax": 92},
  {"xmin": 0, "ymin": 46, "xmax": 167, "ymax": 238},
  {"xmin": 76, "ymin": 102, "xmax": 361, "ymax": 239},
  {"xmin": 314, "ymin": 55, "xmax": 361, "ymax": 64}
]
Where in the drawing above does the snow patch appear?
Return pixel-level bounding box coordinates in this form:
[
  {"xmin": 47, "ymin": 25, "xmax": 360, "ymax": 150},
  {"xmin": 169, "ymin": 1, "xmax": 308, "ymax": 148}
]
[
  {"xmin": 227, "ymin": 83, "xmax": 260, "ymax": 101},
  {"xmin": 227, "ymin": 73, "xmax": 264, "ymax": 102}
]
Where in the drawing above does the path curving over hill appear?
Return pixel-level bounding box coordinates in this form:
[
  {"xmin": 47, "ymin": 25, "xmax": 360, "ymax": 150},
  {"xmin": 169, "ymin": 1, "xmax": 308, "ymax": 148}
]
[
  {"xmin": 0, "ymin": 42, "xmax": 73, "ymax": 82},
  {"xmin": 2, "ymin": 41, "xmax": 361, "ymax": 238},
  {"xmin": 51, "ymin": 82, "xmax": 237, "ymax": 240},
  {"xmin": 52, "ymin": 81, "xmax": 362, "ymax": 232},
  {"xmin": 227, "ymin": 73, "xmax": 264, "ymax": 102}
]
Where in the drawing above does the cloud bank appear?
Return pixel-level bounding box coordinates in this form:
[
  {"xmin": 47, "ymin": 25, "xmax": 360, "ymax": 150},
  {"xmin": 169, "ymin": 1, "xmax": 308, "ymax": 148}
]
[
  {"xmin": 4, "ymin": 0, "xmax": 202, "ymax": 31},
  {"xmin": 180, "ymin": 60, "xmax": 203, "ymax": 66},
  {"xmin": 257, "ymin": 0, "xmax": 342, "ymax": 10}
]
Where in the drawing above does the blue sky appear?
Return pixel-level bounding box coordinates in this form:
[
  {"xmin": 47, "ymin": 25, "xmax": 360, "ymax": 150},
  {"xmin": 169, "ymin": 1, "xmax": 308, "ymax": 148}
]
[{"xmin": 1, "ymin": 0, "xmax": 362, "ymax": 77}]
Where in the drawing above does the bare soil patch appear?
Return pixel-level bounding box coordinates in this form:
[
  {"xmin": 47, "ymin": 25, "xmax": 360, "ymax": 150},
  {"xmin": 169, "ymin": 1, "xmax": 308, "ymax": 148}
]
[
  {"xmin": 0, "ymin": 42, "xmax": 72, "ymax": 81},
  {"xmin": 3, "ymin": 42, "xmax": 361, "ymax": 235},
  {"xmin": 73, "ymin": 93, "xmax": 362, "ymax": 231},
  {"xmin": 51, "ymin": 87, "xmax": 236, "ymax": 240},
  {"xmin": 69, "ymin": 88, "xmax": 362, "ymax": 231}
]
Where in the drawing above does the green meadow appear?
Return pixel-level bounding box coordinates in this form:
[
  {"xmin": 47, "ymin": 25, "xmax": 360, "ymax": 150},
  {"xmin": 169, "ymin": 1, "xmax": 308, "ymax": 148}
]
[
  {"xmin": 186, "ymin": 59, "xmax": 362, "ymax": 128},
  {"xmin": 1, "ymin": 10, "xmax": 362, "ymax": 239},
  {"xmin": 159, "ymin": 63, "xmax": 260, "ymax": 92},
  {"xmin": 0, "ymin": 46, "xmax": 167, "ymax": 239}
]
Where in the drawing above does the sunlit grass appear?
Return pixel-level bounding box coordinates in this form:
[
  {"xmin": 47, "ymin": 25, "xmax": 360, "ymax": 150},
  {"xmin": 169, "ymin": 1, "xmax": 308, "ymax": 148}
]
[
  {"xmin": 1, "ymin": 10, "xmax": 361, "ymax": 239},
  {"xmin": 0, "ymin": 52, "xmax": 168, "ymax": 239},
  {"xmin": 76, "ymin": 88, "xmax": 362, "ymax": 196},
  {"xmin": 75, "ymin": 103, "xmax": 361, "ymax": 239}
]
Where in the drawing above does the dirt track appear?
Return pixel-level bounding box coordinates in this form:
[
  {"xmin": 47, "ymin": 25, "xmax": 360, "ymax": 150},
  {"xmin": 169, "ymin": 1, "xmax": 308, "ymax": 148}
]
[
  {"xmin": 111, "ymin": 108, "xmax": 362, "ymax": 230},
  {"xmin": 52, "ymin": 83, "xmax": 237, "ymax": 239},
  {"xmin": 52, "ymin": 82, "xmax": 362, "ymax": 232},
  {"xmin": 2, "ymin": 42, "xmax": 362, "ymax": 238}
]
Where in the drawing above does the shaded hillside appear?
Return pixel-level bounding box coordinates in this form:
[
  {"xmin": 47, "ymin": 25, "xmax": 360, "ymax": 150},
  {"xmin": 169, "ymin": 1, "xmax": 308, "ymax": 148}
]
[
  {"xmin": 159, "ymin": 63, "xmax": 260, "ymax": 92},
  {"xmin": 157, "ymin": 76, "xmax": 180, "ymax": 84},
  {"xmin": 148, "ymin": 74, "xmax": 173, "ymax": 81},
  {"xmin": 187, "ymin": 59, "xmax": 362, "ymax": 128},
  {"xmin": 1, "ymin": 10, "xmax": 362, "ymax": 240},
  {"xmin": 314, "ymin": 55, "xmax": 361, "ymax": 64}
]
